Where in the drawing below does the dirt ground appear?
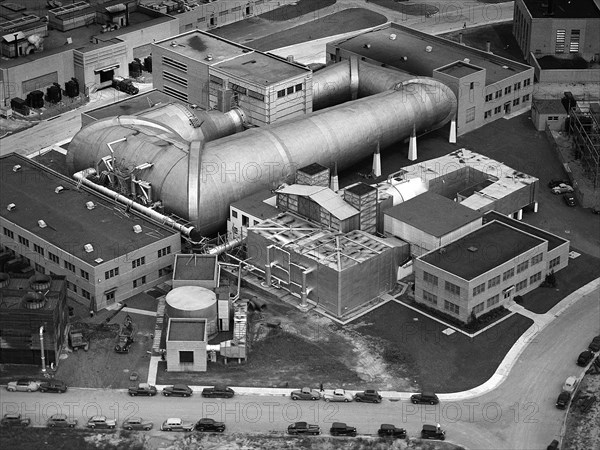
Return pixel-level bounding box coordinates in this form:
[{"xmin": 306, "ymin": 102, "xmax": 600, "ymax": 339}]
[{"xmin": 562, "ymin": 371, "xmax": 600, "ymax": 449}]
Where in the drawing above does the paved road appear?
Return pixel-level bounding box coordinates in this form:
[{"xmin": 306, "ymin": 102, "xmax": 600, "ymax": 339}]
[{"xmin": 2, "ymin": 287, "xmax": 597, "ymax": 448}]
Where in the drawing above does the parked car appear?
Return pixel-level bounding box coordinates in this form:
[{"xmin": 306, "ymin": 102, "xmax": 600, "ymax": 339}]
[
  {"xmin": 354, "ymin": 389, "xmax": 382, "ymax": 403},
  {"xmin": 563, "ymin": 376, "xmax": 578, "ymax": 394},
  {"xmin": 287, "ymin": 421, "xmax": 321, "ymax": 435},
  {"xmin": 1, "ymin": 413, "xmax": 30, "ymax": 427},
  {"xmin": 577, "ymin": 350, "xmax": 594, "ymax": 366},
  {"xmin": 86, "ymin": 415, "xmax": 116, "ymax": 429},
  {"xmin": 201, "ymin": 385, "xmax": 235, "ymax": 398},
  {"xmin": 128, "ymin": 383, "xmax": 157, "ymax": 396},
  {"xmin": 323, "ymin": 388, "xmax": 353, "ymax": 402},
  {"xmin": 563, "ymin": 193, "xmax": 576, "ymax": 207},
  {"xmin": 410, "ymin": 391, "xmax": 440, "ymax": 405},
  {"xmin": 592, "ymin": 206, "xmax": 600, "ymax": 215},
  {"xmin": 547, "ymin": 439, "xmax": 559, "ymax": 450},
  {"xmin": 122, "ymin": 417, "xmax": 153, "ymax": 431},
  {"xmin": 160, "ymin": 417, "xmax": 194, "ymax": 432},
  {"xmin": 39, "ymin": 379, "xmax": 68, "ymax": 393},
  {"xmin": 421, "ymin": 424, "xmax": 446, "ymax": 440},
  {"xmin": 552, "ymin": 184, "xmax": 574, "ymax": 194},
  {"xmin": 162, "ymin": 384, "xmax": 193, "ymax": 397},
  {"xmin": 290, "ymin": 387, "xmax": 321, "ymax": 401},
  {"xmin": 588, "ymin": 335, "xmax": 600, "ymax": 352},
  {"xmin": 47, "ymin": 414, "xmax": 77, "ymax": 428},
  {"xmin": 548, "ymin": 180, "xmax": 571, "ymax": 188},
  {"xmin": 195, "ymin": 418, "xmax": 225, "ymax": 432},
  {"xmin": 330, "ymin": 422, "xmax": 357, "ymax": 437},
  {"xmin": 6, "ymin": 379, "xmax": 40, "ymax": 392},
  {"xmin": 377, "ymin": 423, "xmax": 407, "ymax": 438},
  {"xmin": 556, "ymin": 391, "xmax": 571, "ymax": 409}
]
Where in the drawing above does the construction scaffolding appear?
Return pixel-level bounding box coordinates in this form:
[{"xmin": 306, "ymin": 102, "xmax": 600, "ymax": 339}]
[{"xmin": 569, "ymin": 103, "xmax": 600, "ymax": 188}]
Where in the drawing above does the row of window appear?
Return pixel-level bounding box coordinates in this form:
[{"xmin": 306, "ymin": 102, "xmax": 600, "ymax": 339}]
[
  {"xmin": 484, "ymin": 95, "xmax": 530, "ymax": 119},
  {"xmin": 555, "ymin": 29, "xmax": 580, "ymax": 54},
  {"xmin": 485, "ymin": 81, "xmax": 531, "ymax": 103},
  {"xmin": 549, "ymin": 256, "xmax": 561, "ymax": 269},
  {"xmin": 276, "ymin": 84, "xmax": 303, "ymax": 99}
]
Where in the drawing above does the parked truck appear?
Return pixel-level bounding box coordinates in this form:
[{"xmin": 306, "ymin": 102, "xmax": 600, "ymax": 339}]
[
  {"xmin": 112, "ymin": 76, "xmax": 139, "ymax": 95},
  {"xmin": 68, "ymin": 325, "xmax": 89, "ymax": 352}
]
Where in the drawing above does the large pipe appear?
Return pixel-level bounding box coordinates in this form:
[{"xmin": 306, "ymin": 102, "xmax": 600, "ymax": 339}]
[{"xmin": 39, "ymin": 325, "xmax": 46, "ymax": 373}]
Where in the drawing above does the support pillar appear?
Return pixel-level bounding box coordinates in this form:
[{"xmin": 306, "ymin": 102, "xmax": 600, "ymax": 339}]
[
  {"xmin": 265, "ymin": 248, "xmax": 272, "ymax": 287},
  {"xmin": 517, "ymin": 209, "xmax": 523, "ymax": 220},
  {"xmin": 533, "ymin": 201, "xmax": 538, "ymax": 213},
  {"xmin": 449, "ymin": 115, "xmax": 457, "ymax": 144},
  {"xmin": 408, "ymin": 124, "xmax": 417, "ymax": 161},
  {"xmin": 372, "ymin": 143, "xmax": 381, "ymax": 177},
  {"xmin": 39, "ymin": 326, "xmax": 46, "ymax": 373},
  {"xmin": 330, "ymin": 162, "xmax": 339, "ymax": 192}
]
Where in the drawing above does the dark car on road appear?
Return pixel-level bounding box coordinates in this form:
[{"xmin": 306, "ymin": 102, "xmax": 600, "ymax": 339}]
[
  {"xmin": 195, "ymin": 418, "xmax": 225, "ymax": 432},
  {"xmin": 201, "ymin": 385, "xmax": 235, "ymax": 398},
  {"xmin": 47, "ymin": 414, "xmax": 77, "ymax": 428},
  {"xmin": 330, "ymin": 422, "xmax": 357, "ymax": 437},
  {"xmin": 563, "ymin": 193, "xmax": 576, "ymax": 207},
  {"xmin": 86, "ymin": 415, "xmax": 116, "ymax": 429},
  {"xmin": 377, "ymin": 424, "xmax": 406, "ymax": 438},
  {"xmin": 421, "ymin": 424, "xmax": 445, "ymax": 440},
  {"xmin": 122, "ymin": 417, "xmax": 153, "ymax": 431},
  {"xmin": 1, "ymin": 413, "xmax": 30, "ymax": 427},
  {"xmin": 287, "ymin": 421, "xmax": 321, "ymax": 435},
  {"xmin": 290, "ymin": 387, "xmax": 321, "ymax": 400},
  {"xmin": 354, "ymin": 389, "xmax": 382, "ymax": 403},
  {"xmin": 128, "ymin": 383, "xmax": 157, "ymax": 396},
  {"xmin": 556, "ymin": 391, "xmax": 571, "ymax": 409},
  {"xmin": 577, "ymin": 350, "xmax": 594, "ymax": 366},
  {"xmin": 410, "ymin": 391, "xmax": 440, "ymax": 405},
  {"xmin": 39, "ymin": 379, "xmax": 68, "ymax": 393},
  {"xmin": 162, "ymin": 384, "xmax": 193, "ymax": 397},
  {"xmin": 588, "ymin": 336, "xmax": 600, "ymax": 352},
  {"xmin": 547, "ymin": 439, "xmax": 559, "ymax": 450}
]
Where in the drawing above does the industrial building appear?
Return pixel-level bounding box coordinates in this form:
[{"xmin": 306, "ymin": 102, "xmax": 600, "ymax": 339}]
[
  {"xmin": 172, "ymin": 254, "xmax": 218, "ymax": 289},
  {"xmin": 0, "ymin": 154, "xmax": 181, "ymax": 311},
  {"xmin": 0, "ymin": 273, "xmax": 68, "ymax": 366},
  {"xmin": 326, "ymin": 22, "xmax": 534, "ymax": 136},
  {"xmin": 531, "ymin": 98, "xmax": 569, "ymax": 131},
  {"xmin": 513, "ymin": 0, "xmax": 600, "ymax": 82},
  {"xmin": 166, "ymin": 318, "xmax": 208, "ymax": 372},
  {"xmin": 414, "ymin": 211, "xmax": 570, "ymax": 324},
  {"xmin": 568, "ymin": 102, "xmax": 600, "ymax": 189},
  {"xmin": 152, "ymin": 30, "xmax": 312, "ymax": 125},
  {"xmin": 228, "ymin": 190, "xmax": 278, "ymax": 239}
]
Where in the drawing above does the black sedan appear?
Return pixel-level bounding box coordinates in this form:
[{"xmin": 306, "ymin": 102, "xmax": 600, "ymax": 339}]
[
  {"xmin": 195, "ymin": 418, "xmax": 226, "ymax": 432},
  {"xmin": 201, "ymin": 385, "xmax": 235, "ymax": 398},
  {"xmin": 39, "ymin": 379, "xmax": 68, "ymax": 393},
  {"xmin": 588, "ymin": 336, "xmax": 600, "ymax": 352},
  {"xmin": 563, "ymin": 193, "xmax": 576, "ymax": 207},
  {"xmin": 128, "ymin": 383, "xmax": 157, "ymax": 396},
  {"xmin": 162, "ymin": 384, "xmax": 193, "ymax": 397},
  {"xmin": 577, "ymin": 350, "xmax": 594, "ymax": 366},
  {"xmin": 378, "ymin": 424, "xmax": 407, "ymax": 438}
]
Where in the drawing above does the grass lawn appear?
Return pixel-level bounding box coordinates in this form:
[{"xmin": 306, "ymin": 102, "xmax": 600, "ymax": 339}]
[
  {"xmin": 354, "ymin": 301, "xmax": 534, "ymax": 393},
  {"xmin": 247, "ymin": 9, "xmax": 387, "ymax": 51},
  {"xmin": 519, "ymin": 250, "xmax": 600, "ymax": 314}
]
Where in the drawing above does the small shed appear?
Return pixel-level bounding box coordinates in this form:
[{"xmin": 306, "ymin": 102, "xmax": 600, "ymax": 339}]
[{"xmin": 531, "ymin": 98, "xmax": 568, "ymax": 131}]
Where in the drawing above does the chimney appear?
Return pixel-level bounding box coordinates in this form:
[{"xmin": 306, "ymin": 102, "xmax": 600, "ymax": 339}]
[
  {"xmin": 372, "ymin": 143, "xmax": 381, "ymax": 178},
  {"xmin": 13, "ymin": 33, "xmax": 18, "ymax": 59},
  {"xmin": 458, "ymin": 33, "xmax": 463, "ymax": 45},
  {"xmin": 486, "ymin": 41, "xmax": 491, "ymax": 53},
  {"xmin": 408, "ymin": 124, "xmax": 418, "ymax": 161},
  {"xmin": 330, "ymin": 162, "xmax": 339, "ymax": 193},
  {"xmin": 125, "ymin": 2, "xmax": 130, "ymax": 27}
]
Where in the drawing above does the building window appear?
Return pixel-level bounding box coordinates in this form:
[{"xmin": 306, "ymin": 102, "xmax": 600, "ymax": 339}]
[
  {"xmin": 158, "ymin": 246, "xmax": 171, "ymax": 258},
  {"xmin": 162, "ymin": 56, "xmax": 187, "ymax": 73},
  {"xmin": 555, "ymin": 29, "xmax": 566, "ymax": 53},
  {"xmin": 48, "ymin": 252, "xmax": 59, "ymax": 264},
  {"xmin": 163, "ymin": 85, "xmax": 188, "ymax": 102},
  {"xmin": 513, "ymin": 98, "xmax": 520, "ymax": 107},
  {"xmin": 159, "ymin": 265, "xmax": 173, "ymax": 277},
  {"xmin": 422, "ymin": 290, "xmax": 437, "ymax": 305},
  {"xmin": 80, "ymin": 269, "xmax": 90, "ymax": 281},
  {"xmin": 179, "ymin": 351, "xmax": 194, "ymax": 364},
  {"xmin": 484, "ymin": 110, "xmax": 492, "ymax": 119},
  {"xmin": 517, "ymin": 260, "xmax": 529, "ymax": 274},
  {"xmin": 514, "ymin": 82, "xmax": 521, "ymax": 90},
  {"xmin": 105, "ymin": 268, "xmax": 119, "ymax": 280},
  {"xmin": 523, "ymin": 78, "xmax": 531, "ymax": 87},
  {"xmin": 472, "ymin": 302, "xmax": 485, "ymax": 315},
  {"xmin": 18, "ymin": 235, "xmax": 29, "ymax": 247},
  {"xmin": 64, "ymin": 261, "xmax": 76, "ymax": 273},
  {"xmin": 132, "ymin": 256, "xmax": 146, "ymax": 269},
  {"xmin": 105, "ymin": 291, "xmax": 115, "ymax": 302},
  {"xmin": 197, "ymin": 16, "xmax": 206, "ymax": 22},
  {"xmin": 287, "ymin": 86, "xmax": 294, "ymax": 95},
  {"xmin": 33, "ymin": 244, "xmax": 44, "ymax": 256},
  {"xmin": 3, "ymin": 227, "xmax": 14, "ymax": 239},
  {"xmin": 516, "ymin": 279, "xmax": 528, "ymax": 291},
  {"xmin": 473, "ymin": 283, "xmax": 486, "ymax": 296},
  {"xmin": 495, "ymin": 90, "xmax": 502, "ymax": 99},
  {"xmin": 66, "ymin": 281, "xmax": 77, "ymax": 294},
  {"xmin": 485, "ymin": 93, "xmax": 493, "ymax": 102},
  {"xmin": 82, "ymin": 289, "xmax": 91, "ymax": 300},
  {"xmin": 219, "ymin": 10, "xmax": 228, "ymax": 16},
  {"xmin": 488, "ymin": 275, "xmax": 500, "ymax": 289},
  {"xmin": 503, "ymin": 268, "xmax": 514, "ymax": 281},
  {"xmin": 277, "ymin": 89, "xmax": 285, "ymax": 99},
  {"xmin": 445, "ymin": 281, "xmax": 461, "ymax": 296},
  {"xmin": 487, "ymin": 294, "xmax": 500, "ymax": 308},
  {"xmin": 494, "ymin": 106, "xmax": 502, "ymax": 114},
  {"xmin": 469, "ymin": 82, "xmax": 474, "ymax": 90},
  {"xmin": 163, "ymin": 71, "xmax": 188, "ymax": 88},
  {"xmin": 34, "ymin": 263, "xmax": 45, "ymax": 274},
  {"xmin": 248, "ymin": 89, "xmax": 265, "ymax": 101},
  {"xmin": 231, "ymin": 210, "xmax": 238, "ymax": 219},
  {"xmin": 548, "ymin": 116, "xmax": 559, "ymax": 121},
  {"xmin": 569, "ymin": 29, "xmax": 580, "ymax": 53},
  {"xmin": 466, "ymin": 107, "xmax": 476, "ymax": 123},
  {"xmin": 423, "ymin": 271, "xmax": 438, "ymax": 286},
  {"xmin": 133, "ymin": 276, "xmax": 147, "ymax": 289},
  {"xmin": 295, "ymin": 84, "xmax": 303, "ymax": 92},
  {"xmin": 523, "ymin": 94, "xmax": 530, "ymax": 102},
  {"xmin": 504, "ymin": 86, "xmax": 511, "ymax": 95},
  {"xmin": 531, "ymin": 253, "xmax": 543, "ymax": 266},
  {"xmin": 444, "ymin": 300, "xmax": 460, "ymax": 315},
  {"xmin": 549, "ymin": 256, "xmax": 561, "ymax": 269},
  {"xmin": 530, "ymin": 272, "xmax": 542, "ymax": 284}
]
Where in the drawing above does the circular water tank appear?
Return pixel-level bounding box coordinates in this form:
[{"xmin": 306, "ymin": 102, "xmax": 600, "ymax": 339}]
[{"xmin": 165, "ymin": 286, "xmax": 218, "ymax": 336}]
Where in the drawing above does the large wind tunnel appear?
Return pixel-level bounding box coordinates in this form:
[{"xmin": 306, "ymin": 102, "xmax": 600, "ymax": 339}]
[{"xmin": 67, "ymin": 59, "xmax": 457, "ymax": 236}]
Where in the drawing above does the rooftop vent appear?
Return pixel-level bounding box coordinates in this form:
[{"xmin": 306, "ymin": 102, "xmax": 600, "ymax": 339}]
[
  {"xmin": 170, "ymin": 40, "xmax": 178, "ymax": 47},
  {"xmin": 55, "ymin": 186, "xmax": 64, "ymax": 194},
  {"xmin": 467, "ymin": 246, "xmax": 478, "ymax": 252},
  {"xmin": 7, "ymin": 203, "xmax": 16, "ymax": 211},
  {"xmin": 84, "ymin": 244, "xmax": 94, "ymax": 253},
  {"xmin": 364, "ymin": 44, "xmax": 371, "ymax": 49},
  {"xmin": 94, "ymin": 258, "xmax": 104, "ymax": 264},
  {"xmin": 425, "ymin": 46, "xmax": 432, "ymax": 52},
  {"xmin": 12, "ymin": 164, "xmax": 21, "ymax": 172},
  {"xmin": 389, "ymin": 33, "xmax": 397, "ymax": 40},
  {"xmin": 133, "ymin": 224, "xmax": 142, "ymax": 233},
  {"xmin": 502, "ymin": 65, "xmax": 509, "ymax": 69},
  {"xmin": 464, "ymin": 58, "xmax": 470, "ymax": 63},
  {"xmin": 206, "ymin": 53, "xmax": 213, "ymax": 61},
  {"xmin": 22, "ymin": 291, "xmax": 46, "ymax": 310},
  {"xmin": 38, "ymin": 220, "xmax": 47, "ymax": 228},
  {"xmin": 400, "ymin": 56, "xmax": 408, "ymax": 61},
  {"xmin": 86, "ymin": 201, "xmax": 95, "ymax": 210}
]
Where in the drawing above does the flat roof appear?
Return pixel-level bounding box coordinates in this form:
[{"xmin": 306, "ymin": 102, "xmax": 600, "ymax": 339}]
[
  {"xmin": 419, "ymin": 221, "xmax": 545, "ymax": 280},
  {"xmin": 484, "ymin": 211, "xmax": 568, "ymax": 252},
  {"xmin": 167, "ymin": 318, "xmax": 206, "ymax": 341},
  {"xmin": 385, "ymin": 192, "xmax": 482, "ymax": 237},
  {"xmin": 532, "ymin": 98, "xmax": 567, "ymax": 115},
  {"xmin": 0, "ymin": 154, "xmax": 178, "ymax": 266},
  {"xmin": 437, "ymin": 61, "xmax": 484, "ymax": 78},
  {"xmin": 523, "ymin": 0, "xmax": 600, "ymax": 19},
  {"xmin": 173, "ymin": 254, "xmax": 217, "ymax": 281},
  {"xmin": 0, "ymin": 275, "xmax": 66, "ymax": 313},
  {"xmin": 298, "ymin": 162, "xmax": 329, "ymax": 176},
  {"xmin": 330, "ymin": 23, "xmax": 532, "ymax": 85},
  {"xmin": 345, "ymin": 182, "xmax": 377, "ymax": 196},
  {"xmin": 83, "ymin": 90, "xmax": 175, "ymax": 120},
  {"xmin": 230, "ymin": 189, "xmax": 279, "ymax": 220}
]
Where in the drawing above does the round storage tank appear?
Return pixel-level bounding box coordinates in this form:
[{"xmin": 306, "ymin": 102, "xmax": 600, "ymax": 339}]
[{"xmin": 165, "ymin": 286, "xmax": 218, "ymax": 337}]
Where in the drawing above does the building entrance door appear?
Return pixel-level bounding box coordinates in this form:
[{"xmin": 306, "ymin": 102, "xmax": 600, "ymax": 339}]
[{"xmin": 504, "ymin": 102, "xmax": 511, "ymax": 114}]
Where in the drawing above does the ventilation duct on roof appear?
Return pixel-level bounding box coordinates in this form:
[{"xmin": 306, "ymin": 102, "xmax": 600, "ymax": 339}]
[
  {"xmin": 133, "ymin": 224, "xmax": 142, "ymax": 233},
  {"xmin": 86, "ymin": 201, "xmax": 95, "ymax": 210},
  {"xmin": 38, "ymin": 220, "xmax": 47, "ymax": 228},
  {"xmin": 84, "ymin": 244, "xmax": 94, "ymax": 253},
  {"xmin": 12, "ymin": 165, "xmax": 21, "ymax": 172},
  {"xmin": 55, "ymin": 186, "xmax": 64, "ymax": 193},
  {"xmin": 7, "ymin": 203, "xmax": 16, "ymax": 211}
]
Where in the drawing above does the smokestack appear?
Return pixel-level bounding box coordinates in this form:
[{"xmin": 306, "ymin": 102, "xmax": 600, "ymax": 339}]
[
  {"xmin": 449, "ymin": 114, "xmax": 457, "ymax": 144},
  {"xmin": 486, "ymin": 41, "xmax": 491, "ymax": 53},
  {"xmin": 13, "ymin": 33, "xmax": 18, "ymax": 59},
  {"xmin": 126, "ymin": 2, "xmax": 130, "ymax": 27},
  {"xmin": 408, "ymin": 124, "xmax": 417, "ymax": 161},
  {"xmin": 372, "ymin": 143, "xmax": 381, "ymax": 177},
  {"xmin": 330, "ymin": 162, "xmax": 339, "ymax": 193},
  {"xmin": 459, "ymin": 33, "xmax": 463, "ymax": 45}
]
